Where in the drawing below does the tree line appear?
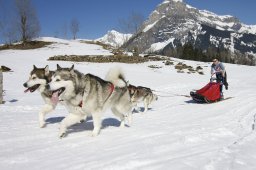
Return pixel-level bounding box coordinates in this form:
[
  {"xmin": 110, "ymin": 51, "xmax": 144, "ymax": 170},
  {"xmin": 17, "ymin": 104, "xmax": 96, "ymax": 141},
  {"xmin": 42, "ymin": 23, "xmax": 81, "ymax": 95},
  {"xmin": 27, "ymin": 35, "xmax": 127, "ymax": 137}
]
[
  {"xmin": 162, "ymin": 43, "xmax": 256, "ymax": 66},
  {"xmin": 0, "ymin": 0, "xmax": 80, "ymax": 44}
]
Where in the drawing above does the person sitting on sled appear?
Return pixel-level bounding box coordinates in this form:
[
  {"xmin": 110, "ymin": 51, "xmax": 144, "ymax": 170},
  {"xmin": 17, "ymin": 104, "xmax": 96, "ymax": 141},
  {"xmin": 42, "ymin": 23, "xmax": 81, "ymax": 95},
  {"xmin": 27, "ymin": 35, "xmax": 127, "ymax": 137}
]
[{"xmin": 211, "ymin": 58, "xmax": 228, "ymax": 98}]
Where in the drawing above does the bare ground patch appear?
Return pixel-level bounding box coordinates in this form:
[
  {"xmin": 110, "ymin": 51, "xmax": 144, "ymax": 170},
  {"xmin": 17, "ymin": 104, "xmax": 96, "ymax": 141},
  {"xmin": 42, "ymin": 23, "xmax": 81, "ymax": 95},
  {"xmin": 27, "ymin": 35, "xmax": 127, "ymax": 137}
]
[
  {"xmin": 48, "ymin": 54, "xmax": 166, "ymax": 63},
  {"xmin": 0, "ymin": 41, "xmax": 53, "ymax": 50}
]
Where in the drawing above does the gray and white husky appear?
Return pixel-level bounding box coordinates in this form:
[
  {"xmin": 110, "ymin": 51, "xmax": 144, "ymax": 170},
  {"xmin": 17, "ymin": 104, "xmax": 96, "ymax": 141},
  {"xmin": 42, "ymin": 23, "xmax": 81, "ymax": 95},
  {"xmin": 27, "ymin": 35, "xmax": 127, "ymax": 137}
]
[
  {"xmin": 23, "ymin": 65, "xmax": 57, "ymax": 128},
  {"xmin": 128, "ymin": 85, "xmax": 158, "ymax": 113},
  {"xmin": 46, "ymin": 64, "xmax": 133, "ymax": 137}
]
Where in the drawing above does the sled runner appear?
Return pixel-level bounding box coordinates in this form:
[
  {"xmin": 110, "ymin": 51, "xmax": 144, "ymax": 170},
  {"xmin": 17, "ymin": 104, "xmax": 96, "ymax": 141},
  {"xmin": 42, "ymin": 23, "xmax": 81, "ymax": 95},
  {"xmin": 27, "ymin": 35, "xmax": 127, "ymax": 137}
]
[{"xmin": 190, "ymin": 81, "xmax": 224, "ymax": 103}]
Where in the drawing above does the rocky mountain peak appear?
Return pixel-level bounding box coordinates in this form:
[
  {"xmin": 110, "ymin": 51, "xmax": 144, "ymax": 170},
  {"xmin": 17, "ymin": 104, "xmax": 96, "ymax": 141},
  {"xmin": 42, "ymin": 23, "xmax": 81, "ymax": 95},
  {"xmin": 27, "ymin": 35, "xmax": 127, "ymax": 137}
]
[{"xmin": 123, "ymin": 0, "xmax": 256, "ymax": 65}]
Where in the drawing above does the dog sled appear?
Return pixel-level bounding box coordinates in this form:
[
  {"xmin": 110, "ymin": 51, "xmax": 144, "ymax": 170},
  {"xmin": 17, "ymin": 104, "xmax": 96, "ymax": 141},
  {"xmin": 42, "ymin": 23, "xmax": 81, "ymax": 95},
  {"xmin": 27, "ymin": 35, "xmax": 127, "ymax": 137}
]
[
  {"xmin": 189, "ymin": 75, "xmax": 232, "ymax": 104},
  {"xmin": 190, "ymin": 81, "xmax": 222, "ymax": 103}
]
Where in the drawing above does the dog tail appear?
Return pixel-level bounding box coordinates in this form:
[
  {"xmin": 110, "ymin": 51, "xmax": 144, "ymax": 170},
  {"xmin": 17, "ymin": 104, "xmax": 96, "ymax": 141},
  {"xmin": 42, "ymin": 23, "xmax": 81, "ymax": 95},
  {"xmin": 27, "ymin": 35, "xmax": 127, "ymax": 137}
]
[{"xmin": 105, "ymin": 67, "xmax": 127, "ymax": 88}]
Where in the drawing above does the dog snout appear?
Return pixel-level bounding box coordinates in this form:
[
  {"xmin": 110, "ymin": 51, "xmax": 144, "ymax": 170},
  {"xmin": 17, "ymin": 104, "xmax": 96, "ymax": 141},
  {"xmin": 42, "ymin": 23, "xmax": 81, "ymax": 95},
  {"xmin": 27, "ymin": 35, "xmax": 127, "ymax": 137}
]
[
  {"xmin": 45, "ymin": 84, "xmax": 50, "ymax": 90},
  {"xmin": 23, "ymin": 83, "xmax": 28, "ymax": 88}
]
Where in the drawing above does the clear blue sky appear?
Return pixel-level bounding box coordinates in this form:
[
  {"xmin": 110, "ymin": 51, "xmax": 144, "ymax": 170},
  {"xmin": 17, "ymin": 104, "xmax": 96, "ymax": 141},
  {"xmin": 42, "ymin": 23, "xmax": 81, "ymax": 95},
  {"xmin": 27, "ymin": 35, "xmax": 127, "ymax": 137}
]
[{"xmin": 1, "ymin": 0, "xmax": 256, "ymax": 40}]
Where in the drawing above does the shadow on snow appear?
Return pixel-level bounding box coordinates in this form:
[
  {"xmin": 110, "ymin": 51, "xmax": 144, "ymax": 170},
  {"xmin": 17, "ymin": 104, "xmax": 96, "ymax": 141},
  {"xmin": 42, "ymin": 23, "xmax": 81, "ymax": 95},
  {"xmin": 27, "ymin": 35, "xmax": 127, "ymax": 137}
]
[{"xmin": 45, "ymin": 116, "xmax": 124, "ymax": 135}]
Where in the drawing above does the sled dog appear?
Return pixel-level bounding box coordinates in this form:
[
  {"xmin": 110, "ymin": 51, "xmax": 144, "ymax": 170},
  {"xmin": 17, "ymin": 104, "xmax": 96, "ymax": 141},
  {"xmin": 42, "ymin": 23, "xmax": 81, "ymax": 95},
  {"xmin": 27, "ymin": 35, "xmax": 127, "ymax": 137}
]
[
  {"xmin": 46, "ymin": 64, "xmax": 133, "ymax": 137},
  {"xmin": 23, "ymin": 65, "xmax": 57, "ymax": 128},
  {"xmin": 128, "ymin": 85, "xmax": 158, "ymax": 113}
]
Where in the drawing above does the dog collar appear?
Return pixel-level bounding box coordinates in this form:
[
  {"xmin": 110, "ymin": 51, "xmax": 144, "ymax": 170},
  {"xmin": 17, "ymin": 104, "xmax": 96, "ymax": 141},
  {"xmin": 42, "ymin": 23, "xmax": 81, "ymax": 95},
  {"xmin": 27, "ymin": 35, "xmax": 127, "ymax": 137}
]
[
  {"xmin": 109, "ymin": 83, "xmax": 115, "ymax": 93},
  {"xmin": 78, "ymin": 101, "xmax": 83, "ymax": 107}
]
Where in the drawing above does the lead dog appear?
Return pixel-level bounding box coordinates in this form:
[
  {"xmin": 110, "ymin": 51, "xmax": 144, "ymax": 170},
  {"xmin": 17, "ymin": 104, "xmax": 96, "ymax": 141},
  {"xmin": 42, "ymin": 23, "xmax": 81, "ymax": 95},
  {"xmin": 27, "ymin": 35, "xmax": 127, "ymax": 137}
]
[
  {"xmin": 23, "ymin": 65, "xmax": 57, "ymax": 128},
  {"xmin": 46, "ymin": 65, "xmax": 133, "ymax": 137}
]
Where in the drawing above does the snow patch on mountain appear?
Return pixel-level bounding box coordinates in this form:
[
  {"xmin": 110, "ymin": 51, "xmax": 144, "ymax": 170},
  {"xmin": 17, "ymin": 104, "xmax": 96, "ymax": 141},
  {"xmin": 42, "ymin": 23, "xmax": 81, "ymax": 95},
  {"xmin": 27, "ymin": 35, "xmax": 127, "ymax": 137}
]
[
  {"xmin": 147, "ymin": 38, "xmax": 175, "ymax": 52},
  {"xmin": 239, "ymin": 24, "xmax": 256, "ymax": 34},
  {"xmin": 174, "ymin": 0, "xmax": 183, "ymax": 2},
  {"xmin": 143, "ymin": 18, "xmax": 163, "ymax": 32}
]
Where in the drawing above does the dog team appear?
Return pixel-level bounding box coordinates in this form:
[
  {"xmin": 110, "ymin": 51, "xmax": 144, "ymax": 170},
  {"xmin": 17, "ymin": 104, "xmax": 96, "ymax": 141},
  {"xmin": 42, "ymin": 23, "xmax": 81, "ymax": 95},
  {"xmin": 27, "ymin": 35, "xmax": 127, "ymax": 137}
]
[{"xmin": 23, "ymin": 64, "xmax": 158, "ymax": 138}]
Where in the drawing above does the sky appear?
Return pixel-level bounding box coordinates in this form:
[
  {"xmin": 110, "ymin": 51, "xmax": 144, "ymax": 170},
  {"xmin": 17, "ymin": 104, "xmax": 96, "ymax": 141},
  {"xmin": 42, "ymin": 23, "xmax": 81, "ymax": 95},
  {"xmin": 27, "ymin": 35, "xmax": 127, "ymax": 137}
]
[{"xmin": 0, "ymin": 0, "xmax": 256, "ymax": 40}]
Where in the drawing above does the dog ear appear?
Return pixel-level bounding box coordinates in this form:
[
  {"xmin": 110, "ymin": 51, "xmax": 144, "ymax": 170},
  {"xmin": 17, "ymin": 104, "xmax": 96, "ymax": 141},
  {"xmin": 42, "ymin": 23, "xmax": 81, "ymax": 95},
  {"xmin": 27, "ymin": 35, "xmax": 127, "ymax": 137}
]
[
  {"xmin": 33, "ymin": 65, "xmax": 37, "ymax": 70},
  {"xmin": 69, "ymin": 64, "xmax": 75, "ymax": 75},
  {"xmin": 44, "ymin": 65, "xmax": 50, "ymax": 75},
  {"xmin": 69, "ymin": 64, "xmax": 74, "ymax": 71},
  {"xmin": 70, "ymin": 69, "xmax": 75, "ymax": 75},
  {"xmin": 57, "ymin": 64, "xmax": 61, "ymax": 70}
]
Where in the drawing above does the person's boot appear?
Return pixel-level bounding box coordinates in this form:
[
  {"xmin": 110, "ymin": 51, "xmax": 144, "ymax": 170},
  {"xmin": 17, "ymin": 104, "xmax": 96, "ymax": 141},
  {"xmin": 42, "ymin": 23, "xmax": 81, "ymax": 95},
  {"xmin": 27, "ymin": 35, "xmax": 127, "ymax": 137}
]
[
  {"xmin": 220, "ymin": 92, "xmax": 224, "ymax": 100},
  {"xmin": 225, "ymin": 84, "xmax": 228, "ymax": 90},
  {"xmin": 224, "ymin": 82, "xmax": 228, "ymax": 90}
]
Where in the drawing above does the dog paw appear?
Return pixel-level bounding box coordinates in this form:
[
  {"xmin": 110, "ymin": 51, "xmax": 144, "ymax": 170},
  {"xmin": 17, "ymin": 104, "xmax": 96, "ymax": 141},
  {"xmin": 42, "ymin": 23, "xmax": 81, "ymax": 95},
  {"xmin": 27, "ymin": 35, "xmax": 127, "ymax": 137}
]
[
  {"xmin": 39, "ymin": 122, "xmax": 46, "ymax": 128},
  {"xmin": 91, "ymin": 130, "xmax": 100, "ymax": 137},
  {"xmin": 59, "ymin": 132, "xmax": 67, "ymax": 138},
  {"xmin": 125, "ymin": 113, "xmax": 132, "ymax": 125},
  {"xmin": 119, "ymin": 121, "xmax": 125, "ymax": 128}
]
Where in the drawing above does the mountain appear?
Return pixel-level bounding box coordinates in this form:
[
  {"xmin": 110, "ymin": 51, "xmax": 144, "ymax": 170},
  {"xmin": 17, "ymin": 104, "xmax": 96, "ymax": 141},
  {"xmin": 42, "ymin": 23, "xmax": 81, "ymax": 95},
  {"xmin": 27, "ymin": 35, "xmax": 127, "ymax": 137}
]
[
  {"xmin": 123, "ymin": 0, "xmax": 256, "ymax": 65},
  {"xmin": 96, "ymin": 30, "xmax": 132, "ymax": 47}
]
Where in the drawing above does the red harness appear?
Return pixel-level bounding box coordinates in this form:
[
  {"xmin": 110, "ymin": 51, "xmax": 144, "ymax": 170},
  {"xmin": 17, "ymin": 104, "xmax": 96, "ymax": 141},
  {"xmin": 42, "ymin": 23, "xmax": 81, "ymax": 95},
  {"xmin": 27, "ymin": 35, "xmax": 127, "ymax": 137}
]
[
  {"xmin": 78, "ymin": 101, "xmax": 83, "ymax": 107},
  {"xmin": 109, "ymin": 83, "xmax": 115, "ymax": 94},
  {"xmin": 78, "ymin": 83, "xmax": 115, "ymax": 107}
]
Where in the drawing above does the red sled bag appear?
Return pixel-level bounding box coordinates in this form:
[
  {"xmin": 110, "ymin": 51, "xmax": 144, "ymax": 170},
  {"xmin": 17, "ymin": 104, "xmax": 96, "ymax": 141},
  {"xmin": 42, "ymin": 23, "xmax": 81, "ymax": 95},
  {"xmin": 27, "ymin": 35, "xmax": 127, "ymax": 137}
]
[{"xmin": 190, "ymin": 82, "xmax": 221, "ymax": 103}]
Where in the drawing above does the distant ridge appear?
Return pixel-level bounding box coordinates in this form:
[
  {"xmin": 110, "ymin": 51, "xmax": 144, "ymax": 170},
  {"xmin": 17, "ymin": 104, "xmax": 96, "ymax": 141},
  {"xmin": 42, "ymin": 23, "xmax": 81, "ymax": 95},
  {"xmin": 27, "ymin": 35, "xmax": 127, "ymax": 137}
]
[{"xmin": 96, "ymin": 30, "xmax": 132, "ymax": 47}]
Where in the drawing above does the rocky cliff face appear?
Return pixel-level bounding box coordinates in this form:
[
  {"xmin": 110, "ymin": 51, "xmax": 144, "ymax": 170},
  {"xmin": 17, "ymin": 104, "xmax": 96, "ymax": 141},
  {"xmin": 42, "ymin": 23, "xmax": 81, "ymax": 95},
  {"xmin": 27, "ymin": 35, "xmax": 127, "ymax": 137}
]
[{"xmin": 122, "ymin": 0, "xmax": 256, "ymax": 63}]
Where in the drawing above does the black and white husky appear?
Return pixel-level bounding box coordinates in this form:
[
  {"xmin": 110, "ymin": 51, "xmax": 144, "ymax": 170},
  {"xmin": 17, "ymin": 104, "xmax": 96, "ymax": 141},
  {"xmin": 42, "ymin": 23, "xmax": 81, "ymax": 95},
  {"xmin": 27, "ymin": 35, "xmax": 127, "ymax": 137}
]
[
  {"xmin": 23, "ymin": 65, "xmax": 57, "ymax": 128},
  {"xmin": 46, "ymin": 64, "xmax": 133, "ymax": 137},
  {"xmin": 128, "ymin": 85, "xmax": 158, "ymax": 113}
]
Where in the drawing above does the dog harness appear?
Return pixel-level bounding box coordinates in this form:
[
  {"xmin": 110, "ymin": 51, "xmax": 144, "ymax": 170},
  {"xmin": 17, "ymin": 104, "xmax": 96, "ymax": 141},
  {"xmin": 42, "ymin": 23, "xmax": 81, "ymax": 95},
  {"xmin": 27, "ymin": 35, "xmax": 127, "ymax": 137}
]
[
  {"xmin": 78, "ymin": 83, "xmax": 115, "ymax": 107},
  {"xmin": 78, "ymin": 101, "xmax": 83, "ymax": 107}
]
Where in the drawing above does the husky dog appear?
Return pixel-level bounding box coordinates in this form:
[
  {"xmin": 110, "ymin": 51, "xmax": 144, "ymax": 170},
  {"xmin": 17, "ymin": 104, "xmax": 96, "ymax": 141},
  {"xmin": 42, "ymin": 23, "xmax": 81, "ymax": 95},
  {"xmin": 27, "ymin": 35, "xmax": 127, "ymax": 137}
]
[
  {"xmin": 23, "ymin": 65, "xmax": 57, "ymax": 128},
  {"xmin": 46, "ymin": 64, "xmax": 133, "ymax": 137},
  {"xmin": 128, "ymin": 85, "xmax": 158, "ymax": 113}
]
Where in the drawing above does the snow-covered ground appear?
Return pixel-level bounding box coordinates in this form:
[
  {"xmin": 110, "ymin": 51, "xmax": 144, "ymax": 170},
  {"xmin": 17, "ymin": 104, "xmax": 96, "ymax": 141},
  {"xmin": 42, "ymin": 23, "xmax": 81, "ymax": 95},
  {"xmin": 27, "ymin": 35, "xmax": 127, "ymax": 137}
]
[{"xmin": 1, "ymin": 38, "xmax": 256, "ymax": 170}]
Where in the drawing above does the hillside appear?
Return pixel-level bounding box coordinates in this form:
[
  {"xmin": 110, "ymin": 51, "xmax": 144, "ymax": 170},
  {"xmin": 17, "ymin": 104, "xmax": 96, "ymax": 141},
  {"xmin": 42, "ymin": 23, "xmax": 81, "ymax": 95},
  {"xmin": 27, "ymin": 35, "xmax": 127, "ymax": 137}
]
[{"xmin": 1, "ymin": 38, "xmax": 256, "ymax": 170}]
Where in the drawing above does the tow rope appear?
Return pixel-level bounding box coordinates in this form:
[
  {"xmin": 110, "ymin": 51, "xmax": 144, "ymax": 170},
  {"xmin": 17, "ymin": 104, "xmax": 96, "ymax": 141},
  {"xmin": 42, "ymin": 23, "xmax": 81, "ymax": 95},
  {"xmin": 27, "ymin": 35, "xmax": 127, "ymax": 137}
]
[{"xmin": 152, "ymin": 89, "xmax": 190, "ymax": 98}]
